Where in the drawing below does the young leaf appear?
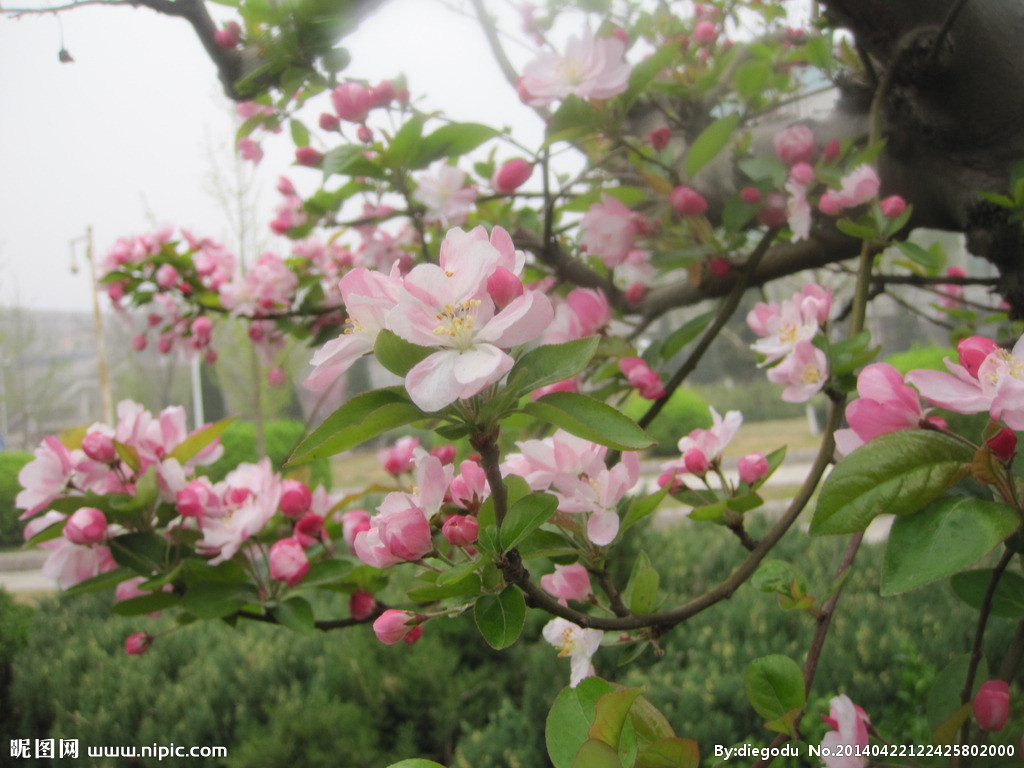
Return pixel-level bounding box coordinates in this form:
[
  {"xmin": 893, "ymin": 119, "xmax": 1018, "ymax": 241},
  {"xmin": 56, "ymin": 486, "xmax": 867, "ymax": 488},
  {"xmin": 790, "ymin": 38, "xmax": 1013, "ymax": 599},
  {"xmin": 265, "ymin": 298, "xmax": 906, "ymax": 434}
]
[
  {"xmin": 411, "ymin": 122, "xmax": 500, "ymax": 169},
  {"xmin": 287, "ymin": 387, "xmax": 423, "ymax": 465},
  {"xmin": 685, "ymin": 113, "xmax": 741, "ymax": 178},
  {"xmin": 811, "ymin": 431, "xmax": 973, "ymax": 535},
  {"xmin": 271, "ymin": 596, "xmax": 317, "ymax": 634},
  {"xmin": 951, "ymin": 569, "xmax": 1024, "ymax": 617},
  {"xmin": 384, "ymin": 761, "xmax": 449, "ymax": 768},
  {"xmin": 525, "ymin": 392, "xmax": 654, "ymax": 451},
  {"xmin": 881, "ymin": 497, "xmax": 1021, "ymax": 595},
  {"xmin": 571, "ymin": 739, "xmax": 622, "ymax": 768},
  {"xmin": 508, "ymin": 336, "xmax": 600, "ymax": 398},
  {"xmin": 474, "ymin": 586, "xmax": 526, "ymax": 649},
  {"xmin": 182, "ymin": 581, "xmax": 259, "ymax": 620},
  {"xmin": 168, "ymin": 415, "xmax": 237, "ymax": 464},
  {"xmin": 500, "ymin": 492, "xmax": 558, "ymax": 551},
  {"xmin": 744, "ymin": 655, "xmax": 805, "ymax": 735},
  {"xmin": 374, "ymin": 329, "xmax": 433, "ymax": 377},
  {"xmin": 589, "ymin": 688, "xmax": 643, "ymax": 749},
  {"xmin": 634, "ymin": 738, "xmax": 700, "ymax": 768},
  {"xmin": 546, "ymin": 678, "xmax": 617, "ymax": 768},
  {"xmin": 111, "ymin": 591, "xmax": 181, "ymax": 616}
]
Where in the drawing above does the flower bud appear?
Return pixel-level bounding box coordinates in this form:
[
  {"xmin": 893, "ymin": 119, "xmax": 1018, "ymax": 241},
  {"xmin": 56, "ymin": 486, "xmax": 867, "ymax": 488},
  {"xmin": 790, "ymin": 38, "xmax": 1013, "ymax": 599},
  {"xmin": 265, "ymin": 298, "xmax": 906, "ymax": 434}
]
[
  {"xmin": 294, "ymin": 512, "xmax": 325, "ymax": 548},
  {"xmin": 279, "ymin": 479, "xmax": 312, "ymax": 518},
  {"xmin": 670, "ymin": 186, "xmax": 708, "ymax": 217},
  {"xmin": 373, "ymin": 609, "xmax": 421, "ymax": 645},
  {"xmin": 973, "ymin": 679, "xmax": 1010, "ymax": 732},
  {"xmin": 818, "ymin": 191, "xmax": 844, "ymax": 216},
  {"xmin": 740, "ymin": 186, "xmax": 762, "ymax": 204},
  {"xmin": 693, "ymin": 20, "xmax": 717, "ymax": 46},
  {"xmin": 879, "ymin": 195, "xmax": 907, "ymax": 219},
  {"xmin": 708, "ymin": 256, "xmax": 731, "ymax": 277},
  {"xmin": 988, "ymin": 428, "xmax": 1018, "ymax": 463},
  {"xmin": 64, "ymin": 507, "xmax": 107, "ymax": 545},
  {"xmin": 491, "ymin": 159, "xmax": 533, "ymax": 194},
  {"xmin": 82, "ymin": 430, "xmax": 117, "ymax": 463},
  {"xmin": 957, "ymin": 336, "xmax": 999, "ymax": 378},
  {"xmin": 823, "ymin": 138, "xmax": 841, "ymax": 161},
  {"xmin": 757, "ymin": 192, "xmax": 788, "ymax": 228},
  {"xmin": 267, "ymin": 367, "xmax": 287, "ymax": 387},
  {"xmin": 648, "ymin": 127, "xmax": 671, "ymax": 150},
  {"xmin": 349, "ymin": 590, "xmax": 376, "ymax": 620},
  {"xmin": 190, "ymin": 315, "xmax": 213, "ymax": 345},
  {"xmin": 295, "ymin": 146, "xmax": 323, "ymax": 167},
  {"xmin": 773, "ymin": 125, "xmax": 815, "ymax": 165},
  {"xmin": 442, "ymin": 514, "xmax": 479, "ymax": 547},
  {"xmin": 683, "ymin": 448, "xmax": 710, "ymax": 475},
  {"xmin": 789, "ymin": 162, "xmax": 815, "ymax": 185},
  {"xmin": 331, "ymin": 81, "xmax": 375, "ymax": 123},
  {"xmin": 269, "ymin": 537, "xmax": 309, "ymax": 587},
  {"xmin": 125, "ymin": 632, "xmax": 153, "ymax": 656},
  {"xmin": 429, "ymin": 445, "xmax": 457, "ymax": 465},
  {"xmin": 318, "ymin": 112, "xmax": 340, "ymax": 132},
  {"xmin": 357, "ymin": 125, "xmax": 374, "ymax": 144},
  {"xmin": 486, "ymin": 266, "xmax": 524, "ymax": 309},
  {"xmin": 738, "ymin": 452, "xmax": 770, "ymax": 484},
  {"xmin": 131, "ymin": 334, "xmax": 147, "ymax": 352},
  {"xmin": 340, "ymin": 509, "xmax": 371, "ymax": 552},
  {"xmin": 155, "ymin": 264, "xmax": 179, "ymax": 289}
]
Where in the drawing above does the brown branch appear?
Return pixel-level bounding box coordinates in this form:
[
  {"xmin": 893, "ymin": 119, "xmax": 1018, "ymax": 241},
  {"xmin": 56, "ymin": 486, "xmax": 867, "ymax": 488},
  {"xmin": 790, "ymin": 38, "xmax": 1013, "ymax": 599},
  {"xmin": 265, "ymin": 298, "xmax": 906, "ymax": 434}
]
[{"xmin": 235, "ymin": 607, "xmax": 381, "ymax": 632}]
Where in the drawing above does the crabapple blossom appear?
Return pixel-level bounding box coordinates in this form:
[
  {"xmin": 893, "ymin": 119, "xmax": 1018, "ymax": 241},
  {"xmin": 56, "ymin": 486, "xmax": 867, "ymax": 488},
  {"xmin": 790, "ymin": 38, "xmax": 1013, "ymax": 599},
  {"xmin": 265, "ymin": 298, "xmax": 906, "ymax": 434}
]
[
  {"xmin": 566, "ymin": 288, "xmax": 611, "ymax": 336},
  {"xmin": 81, "ymin": 428, "xmax": 116, "ymax": 464},
  {"xmin": 648, "ymin": 126, "xmax": 671, "ymax": 149},
  {"xmin": 413, "ymin": 165, "xmax": 476, "ymax": 227},
  {"xmin": 747, "ymin": 284, "xmax": 830, "ymax": 364},
  {"xmin": 579, "ymin": 195, "xmax": 640, "ymax": 268},
  {"xmin": 340, "ymin": 509, "xmax": 371, "ymax": 553},
  {"xmin": 670, "ymin": 186, "xmax": 708, "ymax": 217},
  {"xmin": 773, "ymin": 125, "xmax": 815, "ymax": 165},
  {"xmin": 491, "ymin": 158, "xmax": 533, "ymax": 193},
  {"xmin": 441, "ymin": 515, "xmax": 479, "ymax": 547},
  {"xmin": 737, "ymin": 453, "xmax": 770, "ymax": 484},
  {"xmin": 176, "ymin": 477, "xmax": 220, "ymax": 518},
  {"xmin": 379, "ymin": 436, "xmax": 420, "ymax": 476},
  {"xmin": 269, "ymin": 538, "xmax": 309, "ymax": 587},
  {"xmin": 829, "ymin": 165, "xmax": 880, "ymax": 209},
  {"xmin": 349, "ymin": 590, "xmax": 376, "ymax": 620},
  {"xmin": 16, "ymin": 436, "xmax": 74, "ymax": 518},
  {"xmin": 683, "ymin": 448, "xmax": 710, "ymax": 475},
  {"xmin": 429, "ymin": 444, "xmax": 457, "ymax": 465},
  {"xmin": 278, "ymin": 480, "xmax": 312, "ymax": 519},
  {"xmin": 41, "ymin": 539, "xmax": 116, "ymax": 590},
  {"xmin": 758, "ymin": 191, "xmax": 788, "ymax": 228},
  {"xmin": 331, "ymin": 81, "xmax": 375, "ymax": 123},
  {"xmin": 236, "ymin": 137, "xmax": 263, "ymax": 164},
  {"xmin": 449, "ymin": 459, "xmax": 489, "ymax": 512},
  {"xmin": 373, "ymin": 609, "xmax": 422, "ymax": 645},
  {"xmin": 956, "ymin": 336, "xmax": 999, "ymax": 377},
  {"xmin": 879, "ymin": 195, "xmax": 907, "ymax": 218},
  {"xmin": 196, "ymin": 459, "xmax": 281, "ymax": 564},
  {"xmin": 63, "ymin": 507, "xmax": 108, "ymax": 545},
  {"xmin": 541, "ymin": 562, "xmax": 592, "ymax": 604},
  {"xmin": 693, "ymin": 20, "xmax": 717, "ymax": 46},
  {"xmin": 294, "ymin": 513, "xmax": 325, "ymax": 547},
  {"xmin": 988, "ymin": 427, "xmax": 1017, "ymax": 462},
  {"xmin": 518, "ymin": 27, "xmax": 630, "ymax": 107},
  {"xmin": 820, "ymin": 695, "xmax": 870, "ymax": 768},
  {"xmin": 619, "ymin": 357, "xmax": 666, "ymax": 400},
  {"xmin": 766, "ymin": 339, "xmax": 829, "ymax": 402},
  {"xmin": 834, "ymin": 363, "xmax": 925, "ymax": 456},
  {"xmin": 973, "ymin": 679, "xmax": 1010, "ymax": 731},
  {"xmin": 125, "ymin": 632, "xmax": 154, "ymax": 656},
  {"xmin": 542, "ymin": 618, "xmax": 603, "ymax": 687},
  {"xmin": 785, "ymin": 178, "xmax": 811, "ymax": 241}
]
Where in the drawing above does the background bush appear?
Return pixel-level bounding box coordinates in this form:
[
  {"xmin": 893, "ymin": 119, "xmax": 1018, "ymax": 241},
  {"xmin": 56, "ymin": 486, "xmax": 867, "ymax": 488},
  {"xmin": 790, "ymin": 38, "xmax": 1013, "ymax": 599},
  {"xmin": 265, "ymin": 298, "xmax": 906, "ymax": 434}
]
[
  {"xmin": 623, "ymin": 389, "xmax": 712, "ymax": 456},
  {"xmin": 199, "ymin": 419, "xmax": 332, "ymax": 489},
  {"xmin": 4, "ymin": 520, "xmax": 1015, "ymax": 766},
  {"xmin": 0, "ymin": 451, "xmax": 32, "ymax": 548}
]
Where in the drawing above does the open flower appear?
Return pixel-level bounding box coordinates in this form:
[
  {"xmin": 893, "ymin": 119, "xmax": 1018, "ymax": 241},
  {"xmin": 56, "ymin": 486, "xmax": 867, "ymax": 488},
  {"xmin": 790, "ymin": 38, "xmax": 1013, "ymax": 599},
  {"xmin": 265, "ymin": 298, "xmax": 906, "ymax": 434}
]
[
  {"xmin": 820, "ymin": 695, "xmax": 870, "ymax": 768},
  {"xmin": 542, "ymin": 618, "xmax": 603, "ymax": 687},
  {"xmin": 519, "ymin": 27, "xmax": 630, "ymax": 107},
  {"xmin": 835, "ymin": 363, "xmax": 924, "ymax": 455}
]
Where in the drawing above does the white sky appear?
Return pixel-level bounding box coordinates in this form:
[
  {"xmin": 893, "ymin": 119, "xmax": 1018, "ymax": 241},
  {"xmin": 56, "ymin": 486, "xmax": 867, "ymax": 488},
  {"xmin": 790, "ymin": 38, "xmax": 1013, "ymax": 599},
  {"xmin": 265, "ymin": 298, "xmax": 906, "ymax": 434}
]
[{"xmin": 0, "ymin": 0, "xmax": 542, "ymax": 312}]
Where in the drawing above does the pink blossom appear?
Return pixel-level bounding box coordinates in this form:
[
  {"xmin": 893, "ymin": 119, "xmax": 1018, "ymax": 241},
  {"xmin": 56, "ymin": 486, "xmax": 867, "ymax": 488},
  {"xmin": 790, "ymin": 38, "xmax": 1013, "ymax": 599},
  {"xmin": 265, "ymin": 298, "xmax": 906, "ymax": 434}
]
[
  {"xmin": 349, "ymin": 590, "xmax": 376, "ymax": 620},
  {"xmin": 670, "ymin": 186, "xmax": 708, "ymax": 217},
  {"xmin": 767, "ymin": 340, "xmax": 829, "ymax": 402},
  {"xmin": 973, "ymin": 679, "xmax": 1010, "ymax": 732},
  {"xmin": 619, "ymin": 357, "xmax": 666, "ymax": 399},
  {"xmin": 785, "ymin": 179, "xmax": 811, "ymax": 241},
  {"xmin": 679, "ymin": 407, "xmax": 742, "ymax": 462},
  {"xmin": 541, "ymin": 562, "xmax": 592, "ymax": 604},
  {"xmin": 42, "ymin": 540, "xmax": 116, "ymax": 590},
  {"xmin": 773, "ymin": 125, "xmax": 815, "ymax": 165},
  {"xmin": 740, "ymin": 186, "xmax": 762, "ymax": 204},
  {"xmin": 758, "ymin": 191, "xmax": 788, "ymax": 228},
  {"xmin": 941, "ymin": 266, "xmax": 967, "ymax": 307},
  {"xmin": 319, "ymin": 111, "xmax": 340, "ymax": 131},
  {"xmin": 373, "ymin": 609, "xmax": 421, "ymax": 645},
  {"xmin": 220, "ymin": 252, "xmax": 298, "ymax": 317},
  {"xmin": 835, "ymin": 165, "xmax": 880, "ymax": 208},
  {"xmin": 748, "ymin": 296, "xmax": 819, "ymax": 364},
  {"xmin": 331, "ymin": 81, "xmax": 375, "ymax": 123},
  {"xmin": 988, "ymin": 427, "xmax": 1018, "ymax": 462},
  {"xmin": 279, "ymin": 479, "xmax": 312, "ymax": 518},
  {"xmin": 492, "ymin": 159, "xmax": 533, "ymax": 193},
  {"xmin": 519, "ymin": 27, "xmax": 630, "ymax": 107},
  {"xmin": 340, "ymin": 509, "xmax": 371, "ymax": 553},
  {"xmin": 81, "ymin": 429, "xmax": 116, "ymax": 464},
  {"xmin": 294, "ymin": 512, "xmax": 325, "ymax": 548},
  {"xmin": 176, "ymin": 477, "xmax": 220, "ymax": 518},
  {"xmin": 196, "ymin": 459, "xmax": 281, "ymax": 564},
  {"xmin": 387, "ymin": 228, "xmax": 552, "ymax": 412},
  {"xmin": 789, "ymin": 162, "xmax": 815, "ymax": 185},
  {"xmin": 442, "ymin": 514, "xmax": 479, "ymax": 546},
  {"xmin": 879, "ymin": 195, "xmax": 907, "ymax": 219},
  {"xmin": 125, "ymin": 632, "xmax": 153, "ymax": 656},
  {"xmin": 17, "ymin": 436, "xmax": 75, "ymax": 518},
  {"xmin": 379, "ymin": 436, "xmax": 420, "ymax": 476},
  {"xmin": 414, "ymin": 165, "xmax": 476, "ymax": 227},
  {"xmin": 683, "ymin": 448, "xmax": 709, "ymax": 475},
  {"xmin": 834, "ymin": 363, "xmax": 924, "ymax": 455},
  {"xmin": 214, "ymin": 21, "xmax": 241, "ymax": 49},
  {"xmin": 957, "ymin": 336, "xmax": 998, "ymax": 377},
  {"xmin": 269, "ymin": 537, "xmax": 309, "ymax": 587},
  {"xmin": 63, "ymin": 507, "xmax": 107, "ymax": 545},
  {"xmin": 543, "ymin": 618, "xmax": 603, "ymax": 687},
  {"xmin": 648, "ymin": 126, "xmax": 671, "ymax": 150},
  {"xmin": 487, "ymin": 267, "xmax": 524, "ymax": 309},
  {"xmin": 449, "ymin": 458, "xmax": 489, "ymax": 511},
  {"xmin": 429, "ymin": 444, "xmax": 457, "ymax": 465},
  {"xmin": 579, "ymin": 195, "xmax": 639, "ymax": 268},
  {"xmin": 818, "ymin": 191, "xmax": 844, "ymax": 216},
  {"xmin": 236, "ymin": 137, "xmax": 263, "ymax": 164},
  {"xmin": 738, "ymin": 453, "xmax": 770, "ymax": 484},
  {"xmin": 821, "ymin": 695, "xmax": 870, "ymax": 768},
  {"xmin": 693, "ymin": 20, "xmax": 717, "ymax": 46},
  {"xmin": 566, "ymin": 288, "xmax": 611, "ymax": 336},
  {"xmin": 295, "ymin": 147, "xmax": 323, "ymax": 167}
]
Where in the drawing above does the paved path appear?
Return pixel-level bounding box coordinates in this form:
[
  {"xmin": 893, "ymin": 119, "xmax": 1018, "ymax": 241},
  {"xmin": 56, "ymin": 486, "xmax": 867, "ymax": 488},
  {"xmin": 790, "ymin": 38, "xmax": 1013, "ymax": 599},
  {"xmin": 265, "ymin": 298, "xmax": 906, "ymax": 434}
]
[{"xmin": 0, "ymin": 550, "xmax": 54, "ymax": 595}]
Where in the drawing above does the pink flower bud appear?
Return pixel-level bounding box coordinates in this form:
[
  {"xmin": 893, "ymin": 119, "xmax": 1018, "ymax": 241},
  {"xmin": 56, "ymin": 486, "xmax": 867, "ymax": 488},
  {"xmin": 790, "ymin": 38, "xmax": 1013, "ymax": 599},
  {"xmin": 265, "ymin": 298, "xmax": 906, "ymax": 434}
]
[
  {"xmin": 340, "ymin": 509, "xmax": 371, "ymax": 552},
  {"xmin": 205, "ymin": 349, "xmax": 218, "ymax": 365},
  {"xmin": 155, "ymin": 264, "xmax": 179, "ymax": 289},
  {"xmin": 625, "ymin": 282, "xmax": 647, "ymax": 305},
  {"xmin": 82, "ymin": 431, "xmax": 117, "ymax": 463},
  {"xmin": 349, "ymin": 590, "xmax": 376, "ymax": 620},
  {"xmin": 429, "ymin": 445, "xmax": 457, "ymax": 465},
  {"xmin": 789, "ymin": 162, "xmax": 815, "ymax": 185},
  {"xmin": 357, "ymin": 125, "xmax": 374, "ymax": 144},
  {"xmin": 567, "ymin": 288, "xmax": 611, "ymax": 336},
  {"xmin": 957, "ymin": 336, "xmax": 999, "ymax": 378},
  {"xmin": 773, "ymin": 125, "xmax": 815, "ymax": 165},
  {"xmin": 758, "ymin": 192, "xmax": 788, "ymax": 228},
  {"xmin": 176, "ymin": 479, "xmax": 217, "ymax": 518},
  {"xmin": 373, "ymin": 609, "xmax": 421, "ymax": 645},
  {"xmin": 157, "ymin": 335, "xmax": 174, "ymax": 355},
  {"xmin": 988, "ymin": 428, "xmax": 1018, "ymax": 463},
  {"xmin": 269, "ymin": 537, "xmax": 309, "ymax": 587},
  {"xmin": 267, "ymin": 367, "xmax": 287, "ymax": 387},
  {"xmin": 403, "ymin": 625, "xmax": 423, "ymax": 645},
  {"xmin": 125, "ymin": 632, "xmax": 153, "ymax": 656},
  {"xmin": 372, "ymin": 79, "xmax": 396, "ymax": 106},
  {"xmin": 619, "ymin": 357, "xmax": 666, "ymax": 400},
  {"xmin": 740, "ymin": 186, "xmax": 762, "ymax": 204},
  {"xmin": 648, "ymin": 126, "xmax": 671, "ymax": 150},
  {"xmin": 318, "ymin": 112, "xmax": 340, "ymax": 131},
  {"xmin": 294, "ymin": 512, "xmax": 325, "ymax": 547},
  {"xmin": 670, "ymin": 186, "xmax": 708, "ymax": 217},
  {"xmin": 132, "ymin": 334, "xmax": 147, "ymax": 352},
  {"xmin": 684, "ymin": 448, "xmax": 709, "ymax": 475},
  {"xmin": 295, "ymin": 146, "xmax": 323, "ymax": 167},
  {"xmin": 279, "ymin": 479, "xmax": 312, "ymax": 518},
  {"xmin": 822, "ymin": 139, "xmax": 841, "ymax": 161},
  {"xmin": 379, "ymin": 437, "xmax": 418, "ymax": 476},
  {"xmin": 693, "ymin": 21, "xmax": 717, "ymax": 46},
  {"xmin": 442, "ymin": 514, "xmax": 479, "ymax": 547},
  {"xmin": 191, "ymin": 315, "xmax": 213, "ymax": 345},
  {"xmin": 486, "ymin": 266, "xmax": 524, "ymax": 308},
  {"xmin": 879, "ymin": 195, "xmax": 907, "ymax": 219},
  {"xmin": 276, "ymin": 176, "xmax": 296, "ymax": 196},
  {"xmin": 64, "ymin": 507, "xmax": 107, "ymax": 545},
  {"xmin": 331, "ymin": 81, "xmax": 375, "ymax": 123},
  {"xmin": 491, "ymin": 158, "xmax": 533, "ymax": 194},
  {"xmin": 708, "ymin": 256, "xmax": 731, "ymax": 277},
  {"xmin": 540, "ymin": 562, "xmax": 592, "ymax": 603},
  {"xmin": 818, "ymin": 191, "xmax": 844, "ymax": 216},
  {"xmin": 738, "ymin": 452, "xmax": 770, "ymax": 484},
  {"xmin": 973, "ymin": 679, "xmax": 1010, "ymax": 732}
]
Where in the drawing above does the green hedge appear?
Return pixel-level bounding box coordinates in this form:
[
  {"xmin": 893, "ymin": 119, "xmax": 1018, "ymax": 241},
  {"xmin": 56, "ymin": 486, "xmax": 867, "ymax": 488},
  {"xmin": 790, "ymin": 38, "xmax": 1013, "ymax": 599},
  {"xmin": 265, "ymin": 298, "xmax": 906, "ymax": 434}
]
[
  {"xmin": 0, "ymin": 452, "xmax": 32, "ymax": 548},
  {"xmin": 200, "ymin": 419, "xmax": 332, "ymax": 489},
  {"xmin": 4, "ymin": 520, "xmax": 1014, "ymax": 766},
  {"xmin": 623, "ymin": 389, "xmax": 712, "ymax": 456}
]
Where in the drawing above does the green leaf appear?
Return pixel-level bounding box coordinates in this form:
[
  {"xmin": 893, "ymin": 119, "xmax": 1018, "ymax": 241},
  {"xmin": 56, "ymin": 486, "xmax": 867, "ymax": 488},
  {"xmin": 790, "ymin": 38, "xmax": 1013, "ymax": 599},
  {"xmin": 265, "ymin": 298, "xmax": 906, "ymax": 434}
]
[
  {"xmin": 545, "ymin": 96, "xmax": 605, "ymax": 146},
  {"xmin": 474, "ymin": 587, "xmax": 526, "ymax": 649},
  {"xmin": 623, "ymin": 43, "xmax": 677, "ymax": 105},
  {"xmin": 168, "ymin": 415, "xmax": 237, "ymax": 464},
  {"xmin": 744, "ymin": 655, "xmax": 805, "ymax": 735},
  {"xmin": 386, "ymin": 114, "xmax": 425, "ymax": 167},
  {"xmin": 896, "ymin": 241, "xmax": 943, "ymax": 272},
  {"xmin": 509, "ymin": 337, "xmax": 600, "ymax": 397},
  {"xmin": 589, "ymin": 688, "xmax": 642, "ymax": 749},
  {"xmin": 289, "ymin": 119, "xmax": 310, "ymax": 147},
  {"xmin": 881, "ymin": 496, "xmax": 1021, "ymax": 595},
  {"xmin": 660, "ymin": 310, "xmax": 715, "ymax": 360},
  {"xmin": 635, "ymin": 738, "xmax": 700, "ymax": 768},
  {"xmin": 811, "ymin": 430, "xmax": 973, "ymax": 535},
  {"xmin": 623, "ymin": 551, "xmax": 660, "ymax": 614},
  {"xmin": 572, "ymin": 739, "xmax": 622, "ymax": 768},
  {"xmin": 287, "ymin": 387, "xmax": 423, "ymax": 465},
  {"xmin": 108, "ymin": 532, "xmax": 170, "ymax": 576},
  {"xmin": 733, "ymin": 60, "xmax": 773, "ymax": 100},
  {"xmin": 546, "ymin": 678, "xmax": 617, "ymax": 768},
  {"xmin": 525, "ymin": 392, "xmax": 654, "ymax": 451},
  {"xmin": 299, "ymin": 558, "xmax": 356, "ymax": 589},
  {"xmin": 384, "ymin": 761, "xmax": 449, "ymax": 768},
  {"xmin": 500, "ymin": 492, "xmax": 558, "ymax": 551},
  {"xmin": 927, "ymin": 653, "xmax": 985, "ymax": 735},
  {"xmin": 374, "ymin": 329, "xmax": 433, "ymax": 377},
  {"xmin": 411, "ymin": 122, "xmax": 500, "ymax": 169},
  {"xmin": 321, "ymin": 144, "xmax": 384, "ymax": 179},
  {"xmin": 738, "ymin": 155, "xmax": 786, "ymax": 186},
  {"xmin": 182, "ymin": 581, "xmax": 259, "ymax": 620},
  {"xmin": 407, "ymin": 572, "xmax": 482, "ymax": 602},
  {"xmin": 622, "ymin": 486, "xmax": 669, "ymax": 532},
  {"xmin": 951, "ymin": 569, "xmax": 1024, "ymax": 617},
  {"xmin": 61, "ymin": 567, "xmax": 133, "ymax": 597},
  {"xmin": 271, "ymin": 596, "xmax": 317, "ymax": 634},
  {"xmin": 111, "ymin": 591, "xmax": 180, "ymax": 616},
  {"xmin": 685, "ymin": 114, "xmax": 740, "ymax": 178},
  {"xmin": 835, "ymin": 218, "xmax": 876, "ymax": 241}
]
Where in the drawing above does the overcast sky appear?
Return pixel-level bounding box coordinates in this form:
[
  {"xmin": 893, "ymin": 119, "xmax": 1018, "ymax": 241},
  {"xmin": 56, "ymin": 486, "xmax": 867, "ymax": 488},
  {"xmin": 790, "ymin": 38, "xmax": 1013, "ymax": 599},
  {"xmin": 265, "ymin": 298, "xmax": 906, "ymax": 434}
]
[{"xmin": 0, "ymin": 0, "xmax": 542, "ymax": 313}]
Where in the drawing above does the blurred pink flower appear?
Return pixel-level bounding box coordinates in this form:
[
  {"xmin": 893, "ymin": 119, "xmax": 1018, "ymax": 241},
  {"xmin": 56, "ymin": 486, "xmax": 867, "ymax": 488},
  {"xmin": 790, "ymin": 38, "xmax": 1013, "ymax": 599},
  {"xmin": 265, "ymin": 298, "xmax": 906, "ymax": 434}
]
[
  {"xmin": 835, "ymin": 363, "xmax": 924, "ymax": 455},
  {"xmin": 519, "ymin": 27, "xmax": 630, "ymax": 107},
  {"xmin": 821, "ymin": 695, "xmax": 870, "ymax": 768}
]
